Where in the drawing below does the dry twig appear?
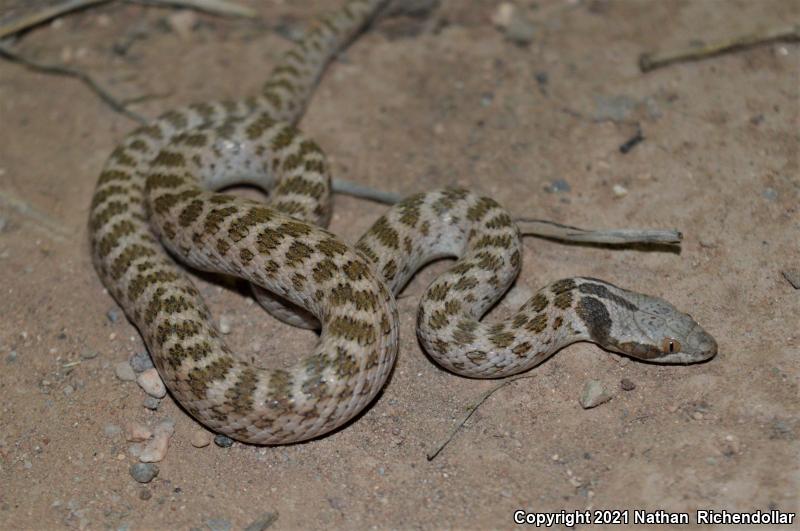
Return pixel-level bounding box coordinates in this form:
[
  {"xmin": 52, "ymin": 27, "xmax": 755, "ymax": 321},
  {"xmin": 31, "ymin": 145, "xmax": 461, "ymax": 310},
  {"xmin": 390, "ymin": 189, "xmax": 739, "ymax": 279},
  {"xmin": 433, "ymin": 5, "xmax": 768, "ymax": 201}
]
[
  {"xmin": 426, "ymin": 374, "xmax": 536, "ymax": 461},
  {"xmin": 0, "ymin": 42, "xmax": 147, "ymax": 123},
  {"xmin": 640, "ymin": 24, "xmax": 800, "ymax": 72}
]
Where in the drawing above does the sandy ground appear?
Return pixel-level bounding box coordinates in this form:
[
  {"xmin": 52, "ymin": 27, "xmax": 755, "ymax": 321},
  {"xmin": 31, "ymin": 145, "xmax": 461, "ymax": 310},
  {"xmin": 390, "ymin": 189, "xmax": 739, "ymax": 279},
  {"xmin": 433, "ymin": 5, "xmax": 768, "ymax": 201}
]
[{"xmin": 1, "ymin": 0, "xmax": 798, "ymax": 529}]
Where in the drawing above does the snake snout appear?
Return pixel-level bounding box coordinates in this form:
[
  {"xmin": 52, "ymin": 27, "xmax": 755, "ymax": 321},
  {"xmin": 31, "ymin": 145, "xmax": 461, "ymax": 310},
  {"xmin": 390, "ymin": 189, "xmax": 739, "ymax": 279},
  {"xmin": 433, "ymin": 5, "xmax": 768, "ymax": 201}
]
[{"xmin": 687, "ymin": 325, "xmax": 717, "ymax": 361}]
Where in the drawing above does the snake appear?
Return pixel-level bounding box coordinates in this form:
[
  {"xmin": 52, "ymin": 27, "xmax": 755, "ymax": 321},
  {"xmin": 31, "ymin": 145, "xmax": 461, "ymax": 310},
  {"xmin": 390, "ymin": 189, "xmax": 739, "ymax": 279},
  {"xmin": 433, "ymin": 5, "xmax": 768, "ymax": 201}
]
[{"xmin": 89, "ymin": 0, "xmax": 717, "ymax": 445}]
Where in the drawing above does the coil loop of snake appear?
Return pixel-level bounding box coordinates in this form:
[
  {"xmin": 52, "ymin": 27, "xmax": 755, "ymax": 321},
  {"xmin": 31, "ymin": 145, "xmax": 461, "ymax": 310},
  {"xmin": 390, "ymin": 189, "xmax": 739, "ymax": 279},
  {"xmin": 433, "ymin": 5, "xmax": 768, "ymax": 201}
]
[{"xmin": 89, "ymin": 0, "xmax": 717, "ymax": 444}]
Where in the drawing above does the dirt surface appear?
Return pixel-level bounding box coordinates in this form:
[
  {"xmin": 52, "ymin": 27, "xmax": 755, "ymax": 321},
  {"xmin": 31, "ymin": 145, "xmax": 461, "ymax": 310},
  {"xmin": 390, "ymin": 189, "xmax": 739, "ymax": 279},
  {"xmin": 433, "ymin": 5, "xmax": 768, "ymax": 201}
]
[{"xmin": 1, "ymin": 0, "xmax": 798, "ymax": 529}]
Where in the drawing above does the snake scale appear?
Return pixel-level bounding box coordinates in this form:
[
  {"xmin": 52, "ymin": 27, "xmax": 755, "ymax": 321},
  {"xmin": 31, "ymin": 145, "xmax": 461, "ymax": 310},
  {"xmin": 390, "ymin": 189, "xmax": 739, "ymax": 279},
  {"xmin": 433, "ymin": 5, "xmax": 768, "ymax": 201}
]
[{"xmin": 89, "ymin": 0, "xmax": 717, "ymax": 444}]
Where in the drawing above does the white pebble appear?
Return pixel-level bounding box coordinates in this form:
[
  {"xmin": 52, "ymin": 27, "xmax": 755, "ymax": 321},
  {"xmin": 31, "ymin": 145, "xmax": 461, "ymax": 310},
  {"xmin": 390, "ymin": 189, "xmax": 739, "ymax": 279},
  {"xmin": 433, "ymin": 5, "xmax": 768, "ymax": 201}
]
[
  {"xmin": 218, "ymin": 315, "xmax": 232, "ymax": 335},
  {"xmin": 167, "ymin": 10, "xmax": 197, "ymax": 40},
  {"xmin": 137, "ymin": 368, "xmax": 166, "ymax": 398},
  {"xmin": 125, "ymin": 422, "xmax": 152, "ymax": 442},
  {"xmin": 139, "ymin": 420, "xmax": 175, "ymax": 463},
  {"xmin": 114, "ymin": 361, "xmax": 136, "ymax": 382},
  {"xmin": 190, "ymin": 429, "xmax": 213, "ymax": 448},
  {"xmin": 491, "ymin": 2, "xmax": 515, "ymax": 28},
  {"xmin": 612, "ymin": 184, "xmax": 628, "ymax": 197}
]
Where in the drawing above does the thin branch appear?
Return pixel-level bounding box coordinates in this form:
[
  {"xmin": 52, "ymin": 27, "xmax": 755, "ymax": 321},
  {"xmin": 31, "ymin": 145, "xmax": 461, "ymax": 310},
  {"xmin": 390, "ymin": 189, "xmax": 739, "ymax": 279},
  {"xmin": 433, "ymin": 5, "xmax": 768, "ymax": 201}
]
[
  {"xmin": 128, "ymin": 0, "xmax": 256, "ymax": 18},
  {"xmin": 640, "ymin": 24, "xmax": 800, "ymax": 73},
  {"xmin": 0, "ymin": 42, "xmax": 147, "ymax": 124},
  {"xmin": 426, "ymin": 374, "xmax": 536, "ymax": 461},
  {"xmin": 516, "ymin": 218, "xmax": 682, "ymax": 245},
  {"xmin": 0, "ymin": 0, "xmax": 111, "ymax": 40}
]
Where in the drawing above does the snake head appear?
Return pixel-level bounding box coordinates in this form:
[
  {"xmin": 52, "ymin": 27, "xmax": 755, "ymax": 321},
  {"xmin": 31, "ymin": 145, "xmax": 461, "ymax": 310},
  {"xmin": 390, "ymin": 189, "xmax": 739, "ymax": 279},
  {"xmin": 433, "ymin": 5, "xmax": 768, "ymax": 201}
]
[
  {"xmin": 611, "ymin": 293, "xmax": 717, "ymax": 364},
  {"xmin": 574, "ymin": 279, "xmax": 717, "ymax": 364}
]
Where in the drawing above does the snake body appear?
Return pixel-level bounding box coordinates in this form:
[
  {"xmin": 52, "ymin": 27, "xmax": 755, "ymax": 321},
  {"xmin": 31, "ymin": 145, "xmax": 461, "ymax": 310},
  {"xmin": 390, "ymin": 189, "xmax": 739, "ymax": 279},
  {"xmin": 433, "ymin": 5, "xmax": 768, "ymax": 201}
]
[{"xmin": 89, "ymin": 0, "xmax": 717, "ymax": 444}]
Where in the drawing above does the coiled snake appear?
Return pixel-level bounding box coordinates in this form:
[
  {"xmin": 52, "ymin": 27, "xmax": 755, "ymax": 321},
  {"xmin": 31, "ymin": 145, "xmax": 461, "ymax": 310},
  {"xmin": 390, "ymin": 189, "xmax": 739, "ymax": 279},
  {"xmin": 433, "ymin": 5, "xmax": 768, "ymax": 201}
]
[{"xmin": 89, "ymin": 0, "xmax": 717, "ymax": 444}]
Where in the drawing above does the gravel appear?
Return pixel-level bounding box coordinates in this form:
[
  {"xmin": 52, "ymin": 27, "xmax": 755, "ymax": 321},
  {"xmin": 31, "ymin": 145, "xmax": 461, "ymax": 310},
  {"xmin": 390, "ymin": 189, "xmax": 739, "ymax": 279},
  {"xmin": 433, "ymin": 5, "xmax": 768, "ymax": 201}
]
[
  {"xmin": 114, "ymin": 361, "xmax": 136, "ymax": 382},
  {"xmin": 129, "ymin": 351, "xmax": 154, "ymax": 373},
  {"xmin": 214, "ymin": 435, "xmax": 234, "ymax": 448},
  {"xmin": 129, "ymin": 463, "xmax": 159, "ymax": 483},
  {"xmin": 142, "ymin": 396, "xmax": 161, "ymax": 410},
  {"xmin": 137, "ymin": 368, "xmax": 166, "ymax": 398},
  {"xmin": 620, "ymin": 378, "xmax": 637, "ymax": 391},
  {"xmin": 191, "ymin": 429, "xmax": 212, "ymax": 448},
  {"xmin": 579, "ymin": 380, "xmax": 612, "ymax": 409}
]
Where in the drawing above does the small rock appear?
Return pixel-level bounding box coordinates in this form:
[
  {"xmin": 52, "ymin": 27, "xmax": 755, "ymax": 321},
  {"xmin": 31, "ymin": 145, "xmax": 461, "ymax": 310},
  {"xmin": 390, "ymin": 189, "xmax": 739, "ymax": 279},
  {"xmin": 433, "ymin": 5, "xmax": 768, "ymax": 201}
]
[
  {"xmin": 491, "ymin": 2, "xmax": 515, "ymax": 27},
  {"xmin": 218, "ymin": 315, "xmax": 232, "ymax": 335},
  {"xmin": 504, "ymin": 16, "xmax": 535, "ymax": 46},
  {"xmin": 545, "ymin": 179, "xmax": 571, "ymax": 193},
  {"xmin": 138, "ymin": 488, "xmax": 152, "ymax": 501},
  {"xmin": 579, "ymin": 380, "xmax": 612, "ymax": 409},
  {"xmin": 126, "ymin": 422, "xmax": 152, "ymax": 442},
  {"xmin": 244, "ymin": 512, "xmax": 279, "ymax": 531},
  {"xmin": 5, "ymin": 351, "xmax": 17, "ymax": 364},
  {"xmin": 114, "ymin": 361, "xmax": 136, "ymax": 382},
  {"xmin": 782, "ymin": 269, "xmax": 800, "ymax": 289},
  {"xmin": 62, "ymin": 384, "xmax": 75, "ymax": 396},
  {"xmin": 80, "ymin": 350, "xmax": 98, "ymax": 360},
  {"xmin": 129, "ymin": 443, "xmax": 144, "ymax": 458},
  {"xmin": 190, "ymin": 429, "xmax": 212, "ymax": 448},
  {"xmin": 206, "ymin": 518, "xmax": 232, "ymax": 531},
  {"xmin": 139, "ymin": 419, "xmax": 175, "ymax": 463},
  {"xmin": 762, "ymin": 187, "xmax": 778, "ymax": 201},
  {"xmin": 103, "ymin": 424, "xmax": 122, "ymax": 438},
  {"xmin": 214, "ymin": 434, "xmax": 234, "ymax": 448},
  {"xmin": 620, "ymin": 378, "xmax": 636, "ymax": 391},
  {"xmin": 142, "ymin": 396, "xmax": 161, "ymax": 410},
  {"xmin": 612, "ymin": 184, "xmax": 628, "ymax": 197},
  {"xmin": 692, "ymin": 411, "xmax": 704, "ymax": 420},
  {"xmin": 480, "ymin": 92, "xmax": 494, "ymax": 107},
  {"xmin": 106, "ymin": 308, "xmax": 120, "ymax": 323},
  {"xmin": 129, "ymin": 462, "xmax": 158, "ymax": 483},
  {"xmin": 129, "ymin": 351, "xmax": 154, "ymax": 373},
  {"xmin": 137, "ymin": 368, "xmax": 166, "ymax": 398},
  {"xmin": 167, "ymin": 10, "xmax": 197, "ymax": 40},
  {"xmin": 718, "ymin": 434, "xmax": 741, "ymax": 456}
]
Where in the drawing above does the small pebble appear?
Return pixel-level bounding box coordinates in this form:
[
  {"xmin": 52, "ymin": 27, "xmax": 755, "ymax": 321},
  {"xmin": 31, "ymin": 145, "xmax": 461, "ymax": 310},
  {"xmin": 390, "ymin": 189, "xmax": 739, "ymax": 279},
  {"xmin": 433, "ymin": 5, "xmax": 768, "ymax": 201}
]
[
  {"xmin": 546, "ymin": 179, "xmax": 571, "ymax": 193},
  {"xmin": 129, "ymin": 443, "xmax": 144, "ymax": 458},
  {"xmin": 214, "ymin": 434, "xmax": 234, "ymax": 448},
  {"xmin": 491, "ymin": 3, "xmax": 514, "ymax": 27},
  {"xmin": 142, "ymin": 396, "xmax": 161, "ymax": 411},
  {"xmin": 129, "ymin": 462, "xmax": 158, "ymax": 483},
  {"xmin": 137, "ymin": 368, "xmax": 166, "ymax": 398},
  {"xmin": 190, "ymin": 429, "xmax": 213, "ymax": 448},
  {"xmin": 579, "ymin": 380, "xmax": 612, "ymax": 409},
  {"xmin": 762, "ymin": 187, "xmax": 778, "ymax": 201},
  {"xmin": 504, "ymin": 16, "xmax": 536, "ymax": 46},
  {"xmin": 244, "ymin": 512, "xmax": 279, "ymax": 531},
  {"xmin": 126, "ymin": 422, "xmax": 152, "ymax": 442},
  {"xmin": 138, "ymin": 488, "xmax": 152, "ymax": 501},
  {"xmin": 612, "ymin": 184, "xmax": 628, "ymax": 197},
  {"xmin": 80, "ymin": 351, "xmax": 97, "ymax": 362},
  {"xmin": 6, "ymin": 351, "xmax": 17, "ymax": 364},
  {"xmin": 692, "ymin": 411, "xmax": 704, "ymax": 420},
  {"xmin": 106, "ymin": 308, "xmax": 120, "ymax": 323},
  {"xmin": 103, "ymin": 424, "xmax": 122, "ymax": 438},
  {"xmin": 139, "ymin": 419, "xmax": 175, "ymax": 463},
  {"xmin": 620, "ymin": 378, "xmax": 636, "ymax": 391},
  {"xmin": 129, "ymin": 351, "xmax": 154, "ymax": 373},
  {"xmin": 114, "ymin": 361, "xmax": 136, "ymax": 382},
  {"xmin": 218, "ymin": 315, "xmax": 232, "ymax": 335},
  {"xmin": 206, "ymin": 518, "xmax": 232, "ymax": 531},
  {"xmin": 167, "ymin": 10, "xmax": 197, "ymax": 40},
  {"xmin": 62, "ymin": 384, "xmax": 75, "ymax": 396}
]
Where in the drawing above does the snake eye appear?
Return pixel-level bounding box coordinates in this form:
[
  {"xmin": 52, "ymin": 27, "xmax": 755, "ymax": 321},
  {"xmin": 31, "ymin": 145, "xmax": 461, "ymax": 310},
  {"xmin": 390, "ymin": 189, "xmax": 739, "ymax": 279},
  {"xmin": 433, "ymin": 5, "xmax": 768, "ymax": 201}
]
[{"xmin": 662, "ymin": 337, "xmax": 681, "ymax": 354}]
